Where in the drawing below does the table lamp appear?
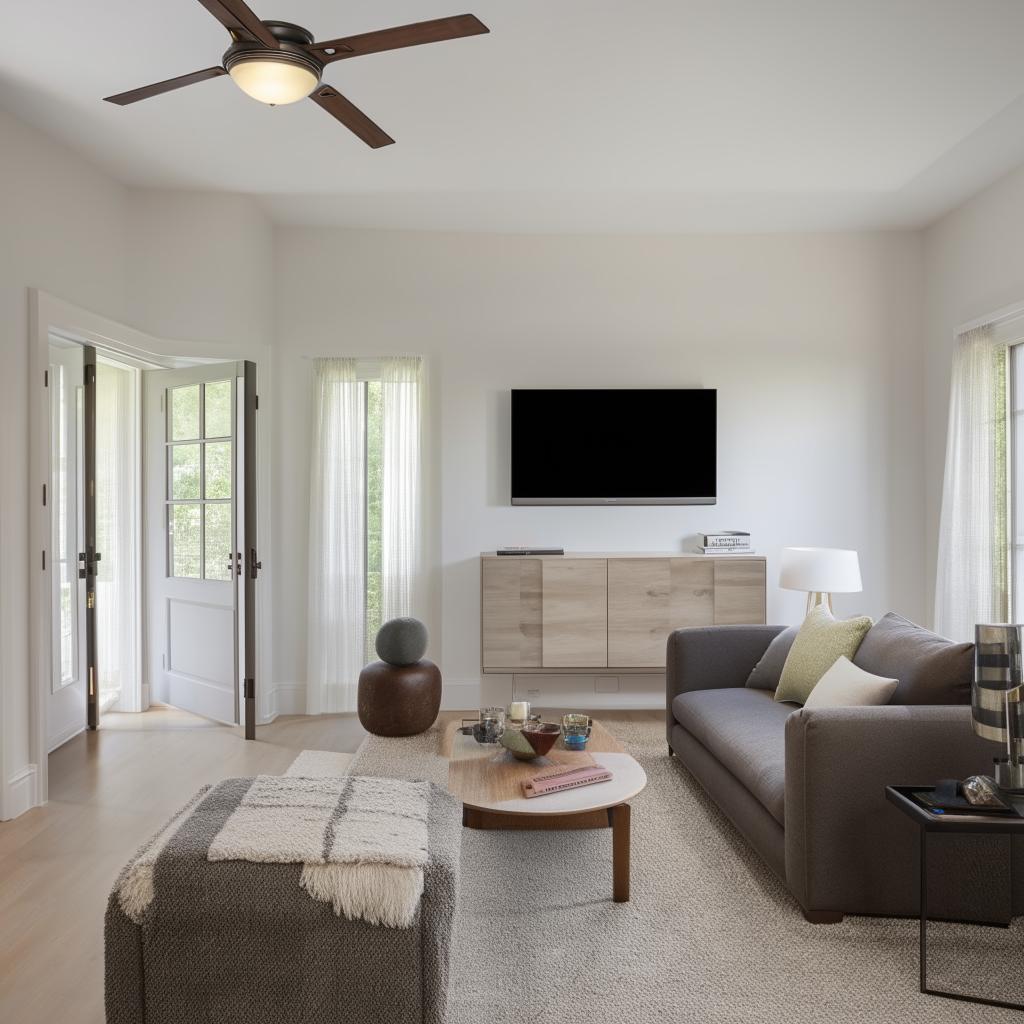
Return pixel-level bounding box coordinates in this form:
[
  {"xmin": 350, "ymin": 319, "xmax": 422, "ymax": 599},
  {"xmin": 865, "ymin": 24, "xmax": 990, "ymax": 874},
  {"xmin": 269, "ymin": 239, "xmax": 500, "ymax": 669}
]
[
  {"xmin": 779, "ymin": 547, "xmax": 862, "ymax": 614},
  {"xmin": 973, "ymin": 624, "xmax": 1024, "ymax": 791}
]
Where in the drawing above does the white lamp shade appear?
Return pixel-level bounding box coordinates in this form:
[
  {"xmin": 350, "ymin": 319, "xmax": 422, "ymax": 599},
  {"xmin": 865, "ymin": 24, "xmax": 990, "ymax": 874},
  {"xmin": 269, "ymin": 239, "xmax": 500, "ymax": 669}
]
[{"xmin": 779, "ymin": 547, "xmax": 862, "ymax": 594}]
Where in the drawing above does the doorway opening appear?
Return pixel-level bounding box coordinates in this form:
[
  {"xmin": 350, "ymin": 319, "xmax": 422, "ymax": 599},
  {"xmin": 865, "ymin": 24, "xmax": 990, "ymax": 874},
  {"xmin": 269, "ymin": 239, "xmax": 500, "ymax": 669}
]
[{"xmin": 28, "ymin": 292, "xmax": 264, "ymax": 812}]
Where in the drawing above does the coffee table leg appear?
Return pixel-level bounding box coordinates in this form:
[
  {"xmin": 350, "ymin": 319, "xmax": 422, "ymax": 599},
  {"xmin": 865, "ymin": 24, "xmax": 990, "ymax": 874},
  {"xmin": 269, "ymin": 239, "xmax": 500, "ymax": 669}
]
[{"xmin": 608, "ymin": 803, "xmax": 631, "ymax": 903}]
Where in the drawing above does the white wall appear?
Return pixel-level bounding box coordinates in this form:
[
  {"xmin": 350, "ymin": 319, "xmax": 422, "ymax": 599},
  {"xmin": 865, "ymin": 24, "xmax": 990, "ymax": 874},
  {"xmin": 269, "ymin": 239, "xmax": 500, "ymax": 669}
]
[
  {"xmin": 0, "ymin": 106, "xmax": 938, "ymax": 813},
  {"xmin": 0, "ymin": 109, "xmax": 126, "ymax": 817},
  {"xmin": 923, "ymin": 164, "xmax": 1024, "ymax": 621},
  {"xmin": 276, "ymin": 227, "xmax": 926, "ymax": 709}
]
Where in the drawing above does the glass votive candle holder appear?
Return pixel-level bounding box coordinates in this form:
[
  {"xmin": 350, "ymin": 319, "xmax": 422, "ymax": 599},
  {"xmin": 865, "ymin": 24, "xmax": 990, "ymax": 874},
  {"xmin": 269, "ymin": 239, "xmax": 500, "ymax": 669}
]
[
  {"xmin": 562, "ymin": 713, "xmax": 592, "ymax": 751},
  {"xmin": 474, "ymin": 707, "xmax": 506, "ymax": 744}
]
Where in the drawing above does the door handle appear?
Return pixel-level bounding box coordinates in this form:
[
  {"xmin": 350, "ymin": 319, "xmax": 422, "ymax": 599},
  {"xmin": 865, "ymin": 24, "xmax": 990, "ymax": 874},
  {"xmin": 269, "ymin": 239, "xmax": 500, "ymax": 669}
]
[
  {"xmin": 78, "ymin": 552, "xmax": 87, "ymax": 580},
  {"xmin": 249, "ymin": 549, "xmax": 262, "ymax": 580},
  {"xmin": 227, "ymin": 551, "xmax": 242, "ymax": 576}
]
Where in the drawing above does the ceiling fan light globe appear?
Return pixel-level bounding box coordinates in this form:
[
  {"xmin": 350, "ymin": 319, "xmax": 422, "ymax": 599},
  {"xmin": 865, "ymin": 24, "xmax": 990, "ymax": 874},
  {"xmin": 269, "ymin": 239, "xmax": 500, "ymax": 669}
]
[{"xmin": 228, "ymin": 59, "xmax": 319, "ymax": 105}]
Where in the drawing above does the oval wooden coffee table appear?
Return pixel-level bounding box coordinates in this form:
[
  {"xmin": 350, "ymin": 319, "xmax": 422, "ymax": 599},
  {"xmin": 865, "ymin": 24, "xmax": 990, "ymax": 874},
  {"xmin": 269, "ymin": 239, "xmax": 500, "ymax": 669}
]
[{"xmin": 444, "ymin": 719, "xmax": 647, "ymax": 902}]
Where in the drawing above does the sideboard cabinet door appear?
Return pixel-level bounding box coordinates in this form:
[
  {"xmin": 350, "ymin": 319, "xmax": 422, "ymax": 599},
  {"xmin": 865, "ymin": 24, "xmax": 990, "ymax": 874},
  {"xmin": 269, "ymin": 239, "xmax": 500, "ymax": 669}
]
[
  {"xmin": 608, "ymin": 559, "xmax": 671, "ymax": 666},
  {"xmin": 713, "ymin": 559, "xmax": 767, "ymax": 625},
  {"xmin": 481, "ymin": 558, "xmax": 542, "ymax": 669},
  {"xmin": 542, "ymin": 559, "xmax": 608, "ymax": 667}
]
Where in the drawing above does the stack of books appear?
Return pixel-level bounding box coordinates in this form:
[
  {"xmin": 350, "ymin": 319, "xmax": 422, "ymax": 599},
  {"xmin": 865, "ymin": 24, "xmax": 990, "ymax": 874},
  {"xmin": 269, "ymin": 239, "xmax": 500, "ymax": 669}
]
[{"xmin": 700, "ymin": 531, "xmax": 754, "ymax": 555}]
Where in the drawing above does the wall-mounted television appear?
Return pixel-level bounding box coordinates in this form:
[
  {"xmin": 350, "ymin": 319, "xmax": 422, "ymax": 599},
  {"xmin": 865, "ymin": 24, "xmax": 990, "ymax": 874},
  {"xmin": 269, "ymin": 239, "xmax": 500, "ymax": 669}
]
[{"xmin": 510, "ymin": 388, "xmax": 716, "ymax": 506}]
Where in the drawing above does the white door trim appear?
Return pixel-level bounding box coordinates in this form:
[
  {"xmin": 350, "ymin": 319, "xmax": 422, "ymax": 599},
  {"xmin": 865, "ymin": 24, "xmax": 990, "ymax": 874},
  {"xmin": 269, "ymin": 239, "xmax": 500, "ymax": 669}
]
[{"xmin": 22, "ymin": 290, "xmax": 276, "ymax": 816}]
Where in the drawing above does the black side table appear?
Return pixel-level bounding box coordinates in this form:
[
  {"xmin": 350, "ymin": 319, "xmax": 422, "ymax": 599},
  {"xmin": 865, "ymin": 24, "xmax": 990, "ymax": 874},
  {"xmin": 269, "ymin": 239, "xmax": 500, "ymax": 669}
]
[{"xmin": 886, "ymin": 785, "xmax": 1024, "ymax": 1011}]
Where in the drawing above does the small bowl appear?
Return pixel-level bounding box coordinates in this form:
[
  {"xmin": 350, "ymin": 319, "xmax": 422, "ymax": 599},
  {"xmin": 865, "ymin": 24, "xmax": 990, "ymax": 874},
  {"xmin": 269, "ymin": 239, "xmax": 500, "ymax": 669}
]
[{"xmin": 522, "ymin": 722, "xmax": 561, "ymax": 757}]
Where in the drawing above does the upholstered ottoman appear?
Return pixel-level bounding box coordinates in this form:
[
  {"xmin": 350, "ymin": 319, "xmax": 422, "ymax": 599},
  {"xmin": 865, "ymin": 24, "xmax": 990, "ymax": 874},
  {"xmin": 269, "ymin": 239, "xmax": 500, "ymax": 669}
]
[{"xmin": 105, "ymin": 778, "xmax": 461, "ymax": 1024}]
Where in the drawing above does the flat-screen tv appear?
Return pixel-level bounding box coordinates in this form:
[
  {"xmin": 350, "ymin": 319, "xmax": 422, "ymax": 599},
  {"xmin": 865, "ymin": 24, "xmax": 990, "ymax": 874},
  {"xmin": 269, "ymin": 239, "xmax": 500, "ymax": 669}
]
[{"xmin": 510, "ymin": 388, "xmax": 716, "ymax": 505}]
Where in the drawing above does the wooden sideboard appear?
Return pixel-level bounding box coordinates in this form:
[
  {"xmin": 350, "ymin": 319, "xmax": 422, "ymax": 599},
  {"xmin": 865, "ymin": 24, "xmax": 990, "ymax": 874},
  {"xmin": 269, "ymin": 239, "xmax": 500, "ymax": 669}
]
[{"xmin": 480, "ymin": 552, "xmax": 767, "ymax": 674}]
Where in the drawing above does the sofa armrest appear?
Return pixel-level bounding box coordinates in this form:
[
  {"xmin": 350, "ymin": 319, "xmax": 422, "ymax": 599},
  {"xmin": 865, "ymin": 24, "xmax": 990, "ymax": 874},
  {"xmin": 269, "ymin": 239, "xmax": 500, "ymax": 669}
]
[
  {"xmin": 666, "ymin": 625, "xmax": 784, "ymax": 743},
  {"xmin": 784, "ymin": 705, "xmax": 999, "ymax": 918}
]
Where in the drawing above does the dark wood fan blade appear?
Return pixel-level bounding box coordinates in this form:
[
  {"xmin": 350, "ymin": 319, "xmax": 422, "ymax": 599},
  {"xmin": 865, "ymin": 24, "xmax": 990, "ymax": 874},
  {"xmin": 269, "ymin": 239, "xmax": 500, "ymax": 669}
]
[
  {"xmin": 308, "ymin": 14, "xmax": 488, "ymax": 64},
  {"xmin": 196, "ymin": 0, "xmax": 279, "ymax": 48},
  {"xmin": 309, "ymin": 86, "xmax": 395, "ymax": 148},
  {"xmin": 104, "ymin": 66, "xmax": 227, "ymax": 105}
]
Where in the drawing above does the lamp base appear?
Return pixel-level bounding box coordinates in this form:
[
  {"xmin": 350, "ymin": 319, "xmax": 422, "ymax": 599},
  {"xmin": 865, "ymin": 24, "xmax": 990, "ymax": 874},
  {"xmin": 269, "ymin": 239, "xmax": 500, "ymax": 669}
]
[
  {"xmin": 805, "ymin": 591, "xmax": 833, "ymax": 615},
  {"xmin": 994, "ymin": 758, "xmax": 1024, "ymax": 793}
]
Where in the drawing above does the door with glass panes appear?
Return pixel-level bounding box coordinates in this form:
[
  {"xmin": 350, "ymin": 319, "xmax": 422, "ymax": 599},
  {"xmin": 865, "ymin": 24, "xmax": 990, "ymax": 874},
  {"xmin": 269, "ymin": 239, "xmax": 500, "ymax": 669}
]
[{"xmin": 144, "ymin": 363, "xmax": 244, "ymax": 724}]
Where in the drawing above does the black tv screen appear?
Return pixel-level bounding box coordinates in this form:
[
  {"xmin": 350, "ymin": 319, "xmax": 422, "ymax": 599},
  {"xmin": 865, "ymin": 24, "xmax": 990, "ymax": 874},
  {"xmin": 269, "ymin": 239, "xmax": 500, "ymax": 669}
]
[{"xmin": 510, "ymin": 389, "xmax": 716, "ymax": 505}]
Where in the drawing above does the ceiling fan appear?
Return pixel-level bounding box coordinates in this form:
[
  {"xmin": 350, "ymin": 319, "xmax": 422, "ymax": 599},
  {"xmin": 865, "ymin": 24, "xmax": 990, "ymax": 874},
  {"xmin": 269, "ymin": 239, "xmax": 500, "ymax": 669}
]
[{"xmin": 103, "ymin": 0, "xmax": 489, "ymax": 148}]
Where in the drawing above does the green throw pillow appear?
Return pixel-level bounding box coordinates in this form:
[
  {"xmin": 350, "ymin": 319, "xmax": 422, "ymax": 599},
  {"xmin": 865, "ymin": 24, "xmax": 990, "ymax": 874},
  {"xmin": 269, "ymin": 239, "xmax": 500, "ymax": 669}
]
[{"xmin": 774, "ymin": 605, "xmax": 873, "ymax": 705}]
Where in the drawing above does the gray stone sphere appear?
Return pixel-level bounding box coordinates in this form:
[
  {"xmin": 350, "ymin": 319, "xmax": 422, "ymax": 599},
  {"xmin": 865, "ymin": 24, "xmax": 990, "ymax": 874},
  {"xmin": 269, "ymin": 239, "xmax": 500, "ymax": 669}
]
[{"xmin": 375, "ymin": 617, "xmax": 429, "ymax": 666}]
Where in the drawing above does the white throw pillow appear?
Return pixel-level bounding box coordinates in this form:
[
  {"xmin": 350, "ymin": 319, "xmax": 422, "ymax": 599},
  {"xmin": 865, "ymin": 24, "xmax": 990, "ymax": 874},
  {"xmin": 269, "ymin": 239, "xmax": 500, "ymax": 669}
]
[{"xmin": 803, "ymin": 655, "xmax": 898, "ymax": 709}]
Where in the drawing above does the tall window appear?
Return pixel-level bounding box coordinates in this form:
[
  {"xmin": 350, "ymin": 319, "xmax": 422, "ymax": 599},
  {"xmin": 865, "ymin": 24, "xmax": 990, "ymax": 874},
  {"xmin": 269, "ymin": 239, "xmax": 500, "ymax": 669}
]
[
  {"xmin": 936, "ymin": 312, "xmax": 1024, "ymax": 641},
  {"xmin": 306, "ymin": 357, "xmax": 421, "ymax": 713}
]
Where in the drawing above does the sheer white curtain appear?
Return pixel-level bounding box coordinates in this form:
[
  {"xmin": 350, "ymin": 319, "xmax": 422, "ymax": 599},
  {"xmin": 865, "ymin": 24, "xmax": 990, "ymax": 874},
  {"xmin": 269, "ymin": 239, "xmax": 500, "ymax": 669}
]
[
  {"xmin": 380, "ymin": 356, "xmax": 421, "ymax": 624},
  {"xmin": 307, "ymin": 358, "xmax": 366, "ymax": 714},
  {"xmin": 934, "ymin": 326, "xmax": 1009, "ymax": 641}
]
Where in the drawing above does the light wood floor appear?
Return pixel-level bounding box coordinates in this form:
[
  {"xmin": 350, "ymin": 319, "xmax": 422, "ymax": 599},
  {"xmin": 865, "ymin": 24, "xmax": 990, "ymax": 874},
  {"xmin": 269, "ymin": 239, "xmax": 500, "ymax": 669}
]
[
  {"xmin": 0, "ymin": 705, "xmax": 661, "ymax": 1023},
  {"xmin": 0, "ymin": 707, "xmax": 366, "ymax": 1024}
]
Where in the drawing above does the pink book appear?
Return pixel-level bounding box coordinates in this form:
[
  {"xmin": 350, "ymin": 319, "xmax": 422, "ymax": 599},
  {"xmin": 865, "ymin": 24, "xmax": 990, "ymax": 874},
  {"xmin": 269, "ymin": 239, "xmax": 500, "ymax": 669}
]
[{"xmin": 522, "ymin": 764, "xmax": 613, "ymax": 798}]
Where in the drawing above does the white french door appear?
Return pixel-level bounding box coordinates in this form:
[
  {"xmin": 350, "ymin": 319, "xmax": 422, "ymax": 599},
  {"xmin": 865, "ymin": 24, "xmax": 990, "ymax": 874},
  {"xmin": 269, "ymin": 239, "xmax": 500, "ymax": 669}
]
[{"xmin": 144, "ymin": 363, "xmax": 244, "ymax": 724}]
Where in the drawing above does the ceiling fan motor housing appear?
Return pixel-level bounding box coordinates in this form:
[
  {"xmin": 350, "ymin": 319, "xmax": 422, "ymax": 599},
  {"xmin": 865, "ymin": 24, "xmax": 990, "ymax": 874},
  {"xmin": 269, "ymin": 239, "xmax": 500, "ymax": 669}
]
[{"xmin": 223, "ymin": 21, "xmax": 324, "ymax": 89}]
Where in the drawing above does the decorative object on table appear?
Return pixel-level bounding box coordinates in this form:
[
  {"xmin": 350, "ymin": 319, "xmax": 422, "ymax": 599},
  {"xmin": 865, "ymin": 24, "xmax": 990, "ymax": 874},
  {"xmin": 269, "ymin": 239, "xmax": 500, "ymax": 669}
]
[
  {"xmin": 499, "ymin": 727, "xmax": 540, "ymax": 760},
  {"xmin": 779, "ymin": 546, "xmax": 862, "ymax": 613},
  {"xmin": 962, "ymin": 775, "xmax": 1012, "ymax": 809},
  {"xmin": 521, "ymin": 722, "xmax": 561, "ymax": 757},
  {"xmin": 507, "ymin": 700, "xmax": 531, "ymax": 726},
  {"xmin": 561, "ymin": 713, "xmax": 593, "ymax": 750},
  {"xmin": 472, "ymin": 707, "xmax": 506, "ymax": 744},
  {"xmin": 773, "ymin": 605, "xmax": 873, "ymax": 705},
  {"xmin": 700, "ymin": 531, "xmax": 752, "ymax": 554},
  {"xmin": 523, "ymin": 763, "xmax": 614, "ymax": 798},
  {"xmin": 374, "ymin": 616, "xmax": 429, "ymax": 665},
  {"xmin": 357, "ymin": 617, "xmax": 441, "ymax": 737},
  {"xmin": 973, "ymin": 623, "xmax": 1024, "ymax": 791}
]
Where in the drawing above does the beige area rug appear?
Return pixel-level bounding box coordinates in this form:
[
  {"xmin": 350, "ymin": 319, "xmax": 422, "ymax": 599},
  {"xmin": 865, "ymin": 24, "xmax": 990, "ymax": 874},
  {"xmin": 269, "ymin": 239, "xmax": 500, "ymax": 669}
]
[
  {"xmin": 349, "ymin": 717, "xmax": 1024, "ymax": 1024},
  {"xmin": 284, "ymin": 749, "xmax": 355, "ymax": 777}
]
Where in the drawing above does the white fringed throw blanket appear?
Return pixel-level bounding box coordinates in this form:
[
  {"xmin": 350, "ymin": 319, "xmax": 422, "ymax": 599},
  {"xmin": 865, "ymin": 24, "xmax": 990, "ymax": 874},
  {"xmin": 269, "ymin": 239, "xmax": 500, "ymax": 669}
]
[{"xmin": 207, "ymin": 775, "xmax": 431, "ymax": 928}]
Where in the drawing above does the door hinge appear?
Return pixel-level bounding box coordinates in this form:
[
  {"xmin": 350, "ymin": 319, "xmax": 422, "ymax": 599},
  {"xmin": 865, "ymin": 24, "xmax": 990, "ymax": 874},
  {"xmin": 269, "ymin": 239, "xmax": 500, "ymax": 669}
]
[
  {"xmin": 244, "ymin": 678, "xmax": 255, "ymax": 699},
  {"xmin": 43, "ymin": 369, "xmax": 48, "ymax": 387},
  {"xmin": 42, "ymin": 483, "xmax": 47, "ymax": 506},
  {"xmin": 254, "ymin": 394, "xmax": 259, "ymax": 411},
  {"xmin": 42, "ymin": 550, "xmax": 46, "ymax": 571}
]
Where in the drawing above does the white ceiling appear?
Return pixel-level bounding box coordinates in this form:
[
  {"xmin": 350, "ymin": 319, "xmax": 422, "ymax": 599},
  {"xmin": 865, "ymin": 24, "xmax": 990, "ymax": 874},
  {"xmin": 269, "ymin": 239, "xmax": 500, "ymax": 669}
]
[{"xmin": 4, "ymin": 0, "xmax": 1024, "ymax": 231}]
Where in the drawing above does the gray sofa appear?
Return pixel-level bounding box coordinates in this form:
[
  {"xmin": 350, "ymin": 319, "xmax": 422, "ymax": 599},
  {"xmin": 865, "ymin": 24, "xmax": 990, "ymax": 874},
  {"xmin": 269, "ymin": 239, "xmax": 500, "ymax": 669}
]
[{"xmin": 666, "ymin": 621, "xmax": 1024, "ymax": 923}]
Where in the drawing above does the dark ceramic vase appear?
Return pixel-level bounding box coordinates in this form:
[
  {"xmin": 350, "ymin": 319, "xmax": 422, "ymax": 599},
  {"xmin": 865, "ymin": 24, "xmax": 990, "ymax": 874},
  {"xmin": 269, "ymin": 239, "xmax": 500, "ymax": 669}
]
[{"xmin": 357, "ymin": 659, "xmax": 442, "ymax": 737}]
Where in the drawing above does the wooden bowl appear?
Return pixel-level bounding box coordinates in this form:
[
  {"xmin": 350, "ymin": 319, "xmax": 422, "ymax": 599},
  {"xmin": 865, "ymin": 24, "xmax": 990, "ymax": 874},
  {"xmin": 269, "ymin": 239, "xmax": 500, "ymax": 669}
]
[{"xmin": 522, "ymin": 722, "xmax": 561, "ymax": 757}]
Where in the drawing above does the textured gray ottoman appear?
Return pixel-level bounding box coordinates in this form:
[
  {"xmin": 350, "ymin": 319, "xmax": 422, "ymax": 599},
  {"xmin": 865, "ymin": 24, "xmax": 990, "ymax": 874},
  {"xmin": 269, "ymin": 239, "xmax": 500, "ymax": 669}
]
[{"xmin": 105, "ymin": 778, "xmax": 461, "ymax": 1024}]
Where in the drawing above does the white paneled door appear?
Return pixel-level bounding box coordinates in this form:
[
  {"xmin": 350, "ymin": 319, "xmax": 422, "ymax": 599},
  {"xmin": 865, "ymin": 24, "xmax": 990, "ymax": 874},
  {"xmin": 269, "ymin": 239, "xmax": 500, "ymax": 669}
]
[{"xmin": 144, "ymin": 363, "xmax": 252, "ymax": 726}]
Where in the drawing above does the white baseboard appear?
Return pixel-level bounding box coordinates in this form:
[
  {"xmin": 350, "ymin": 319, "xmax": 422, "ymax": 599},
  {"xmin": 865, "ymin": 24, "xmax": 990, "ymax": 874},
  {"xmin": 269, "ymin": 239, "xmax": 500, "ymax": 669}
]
[
  {"xmin": 47, "ymin": 722, "xmax": 85, "ymax": 753},
  {"xmin": 273, "ymin": 683, "xmax": 306, "ymax": 717},
  {"xmin": 2, "ymin": 764, "xmax": 39, "ymax": 821}
]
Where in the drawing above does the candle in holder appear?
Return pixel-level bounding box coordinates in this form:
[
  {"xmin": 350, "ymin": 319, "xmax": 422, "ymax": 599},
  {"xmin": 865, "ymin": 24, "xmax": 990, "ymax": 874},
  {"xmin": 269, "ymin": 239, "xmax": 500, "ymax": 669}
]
[{"xmin": 508, "ymin": 700, "xmax": 531, "ymax": 725}]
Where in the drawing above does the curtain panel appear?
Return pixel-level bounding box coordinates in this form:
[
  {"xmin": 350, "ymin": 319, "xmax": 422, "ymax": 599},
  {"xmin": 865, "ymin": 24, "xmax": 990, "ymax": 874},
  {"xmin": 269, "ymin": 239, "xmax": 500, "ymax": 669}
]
[
  {"xmin": 380, "ymin": 356, "xmax": 422, "ymax": 625},
  {"xmin": 934, "ymin": 326, "xmax": 1009, "ymax": 642},
  {"xmin": 307, "ymin": 358, "xmax": 366, "ymax": 714}
]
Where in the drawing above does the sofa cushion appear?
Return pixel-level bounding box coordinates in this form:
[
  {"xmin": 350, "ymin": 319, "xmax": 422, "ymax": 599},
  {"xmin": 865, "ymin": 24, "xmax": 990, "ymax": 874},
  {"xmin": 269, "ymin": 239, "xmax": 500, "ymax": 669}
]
[
  {"xmin": 672, "ymin": 687, "xmax": 793, "ymax": 825},
  {"xmin": 853, "ymin": 611, "xmax": 973, "ymax": 705},
  {"xmin": 803, "ymin": 655, "xmax": 898, "ymax": 708},
  {"xmin": 745, "ymin": 626, "xmax": 799, "ymax": 690},
  {"xmin": 775, "ymin": 605, "xmax": 873, "ymax": 705}
]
